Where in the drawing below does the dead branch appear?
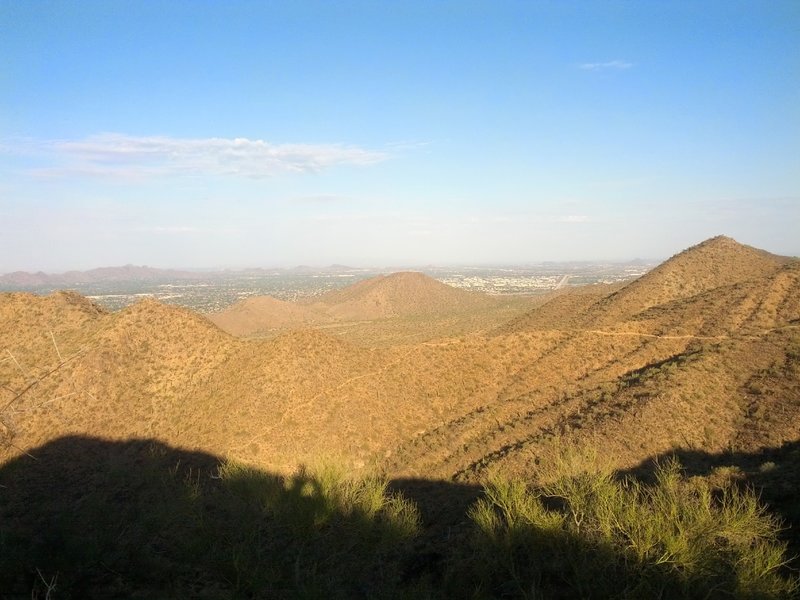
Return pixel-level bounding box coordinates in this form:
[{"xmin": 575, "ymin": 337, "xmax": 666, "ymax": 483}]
[
  {"xmin": 5, "ymin": 349, "xmax": 28, "ymax": 379},
  {"xmin": 49, "ymin": 330, "xmax": 63, "ymax": 362}
]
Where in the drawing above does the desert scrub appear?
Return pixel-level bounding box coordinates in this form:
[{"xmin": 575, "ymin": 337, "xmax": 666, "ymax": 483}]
[
  {"xmin": 0, "ymin": 440, "xmax": 422, "ymax": 600},
  {"xmin": 210, "ymin": 460, "xmax": 421, "ymax": 598},
  {"xmin": 465, "ymin": 458, "xmax": 797, "ymax": 599}
]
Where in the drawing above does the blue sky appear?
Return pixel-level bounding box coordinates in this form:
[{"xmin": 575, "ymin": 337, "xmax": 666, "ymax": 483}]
[{"xmin": 1, "ymin": 1, "xmax": 798, "ymax": 271}]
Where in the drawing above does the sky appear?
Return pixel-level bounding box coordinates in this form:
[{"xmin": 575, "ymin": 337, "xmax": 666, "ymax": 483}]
[{"xmin": 1, "ymin": 1, "xmax": 798, "ymax": 271}]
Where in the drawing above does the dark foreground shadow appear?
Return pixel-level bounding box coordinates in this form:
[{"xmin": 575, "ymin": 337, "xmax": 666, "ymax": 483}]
[
  {"xmin": 1, "ymin": 436, "xmax": 797, "ymax": 599},
  {"xmin": 0, "ymin": 437, "xmax": 438, "ymax": 599}
]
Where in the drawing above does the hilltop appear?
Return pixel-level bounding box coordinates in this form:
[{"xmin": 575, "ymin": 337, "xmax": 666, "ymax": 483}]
[
  {"xmin": 209, "ymin": 271, "xmax": 517, "ymax": 341},
  {"xmin": 307, "ymin": 271, "xmax": 493, "ymax": 319},
  {"xmin": 501, "ymin": 235, "xmax": 794, "ymax": 335},
  {"xmin": 590, "ymin": 235, "xmax": 790, "ymax": 320}
]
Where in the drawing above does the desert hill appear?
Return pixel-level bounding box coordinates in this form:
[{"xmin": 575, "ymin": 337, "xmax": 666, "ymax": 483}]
[
  {"xmin": 589, "ymin": 235, "xmax": 790, "ymax": 322},
  {"xmin": 307, "ymin": 271, "xmax": 493, "ymax": 320},
  {"xmin": 1, "ymin": 236, "xmax": 799, "ymax": 555},
  {"xmin": 209, "ymin": 271, "xmax": 515, "ymax": 341},
  {"xmin": 1, "ymin": 236, "xmax": 797, "ymax": 472},
  {"xmin": 500, "ymin": 235, "xmax": 794, "ymax": 336},
  {"xmin": 208, "ymin": 294, "xmax": 332, "ymax": 336}
]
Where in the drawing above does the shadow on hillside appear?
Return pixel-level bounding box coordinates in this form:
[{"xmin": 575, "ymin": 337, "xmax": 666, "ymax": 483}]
[
  {"xmin": 1, "ymin": 436, "xmax": 797, "ymax": 599},
  {"xmin": 0, "ymin": 436, "xmax": 486, "ymax": 599},
  {"xmin": 619, "ymin": 439, "xmax": 800, "ymax": 556}
]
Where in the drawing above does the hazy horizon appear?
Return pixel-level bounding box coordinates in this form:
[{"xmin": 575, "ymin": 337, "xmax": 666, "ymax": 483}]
[
  {"xmin": 1, "ymin": 255, "xmax": 664, "ymax": 276},
  {"xmin": 1, "ymin": 2, "xmax": 798, "ymax": 272}
]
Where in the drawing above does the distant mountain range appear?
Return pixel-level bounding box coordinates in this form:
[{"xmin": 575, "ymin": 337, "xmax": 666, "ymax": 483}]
[
  {"xmin": 0, "ymin": 265, "xmax": 203, "ymax": 287},
  {"xmin": 0, "ymin": 264, "xmax": 363, "ymax": 287}
]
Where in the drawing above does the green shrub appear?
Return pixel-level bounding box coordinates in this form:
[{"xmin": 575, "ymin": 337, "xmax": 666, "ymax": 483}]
[
  {"xmin": 207, "ymin": 460, "xmax": 421, "ymax": 598},
  {"xmin": 465, "ymin": 458, "xmax": 797, "ymax": 599}
]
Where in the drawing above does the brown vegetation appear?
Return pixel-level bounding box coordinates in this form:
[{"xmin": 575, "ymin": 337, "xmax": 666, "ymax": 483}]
[{"xmin": 2, "ymin": 236, "xmax": 799, "ymax": 592}]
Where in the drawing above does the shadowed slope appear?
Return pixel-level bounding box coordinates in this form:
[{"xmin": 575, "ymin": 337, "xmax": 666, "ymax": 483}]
[
  {"xmin": 0, "ymin": 436, "xmax": 428, "ymax": 599},
  {"xmin": 619, "ymin": 439, "xmax": 800, "ymax": 561}
]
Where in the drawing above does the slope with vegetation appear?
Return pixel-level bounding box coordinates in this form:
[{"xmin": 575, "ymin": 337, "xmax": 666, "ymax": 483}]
[{"xmin": 1, "ymin": 236, "xmax": 799, "ymax": 597}]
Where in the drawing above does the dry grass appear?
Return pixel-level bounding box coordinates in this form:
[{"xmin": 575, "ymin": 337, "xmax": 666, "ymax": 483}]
[{"xmin": 1, "ymin": 236, "xmax": 799, "ymax": 594}]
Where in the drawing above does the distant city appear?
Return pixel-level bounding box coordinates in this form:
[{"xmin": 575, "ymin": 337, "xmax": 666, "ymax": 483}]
[{"xmin": 0, "ymin": 262, "xmax": 656, "ymax": 312}]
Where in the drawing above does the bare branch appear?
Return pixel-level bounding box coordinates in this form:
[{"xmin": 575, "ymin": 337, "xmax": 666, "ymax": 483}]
[
  {"xmin": 5, "ymin": 349, "xmax": 28, "ymax": 379},
  {"xmin": 49, "ymin": 330, "xmax": 64, "ymax": 362}
]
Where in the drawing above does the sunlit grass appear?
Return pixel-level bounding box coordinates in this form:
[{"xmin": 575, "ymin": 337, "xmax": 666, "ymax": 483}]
[{"xmin": 467, "ymin": 456, "xmax": 797, "ymax": 599}]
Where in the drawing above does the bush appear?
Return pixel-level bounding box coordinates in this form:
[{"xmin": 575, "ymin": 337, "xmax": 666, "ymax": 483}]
[
  {"xmin": 206, "ymin": 461, "xmax": 421, "ymax": 598},
  {"xmin": 465, "ymin": 457, "xmax": 797, "ymax": 599}
]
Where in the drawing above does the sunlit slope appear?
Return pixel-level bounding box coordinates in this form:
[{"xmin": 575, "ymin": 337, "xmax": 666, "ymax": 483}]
[
  {"xmin": 2, "ymin": 236, "xmax": 798, "ymax": 487},
  {"xmin": 588, "ymin": 235, "xmax": 790, "ymax": 323},
  {"xmin": 384, "ymin": 237, "xmax": 800, "ymax": 480},
  {"xmin": 494, "ymin": 283, "xmax": 623, "ymax": 333},
  {"xmin": 208, "ymin": 295, "xmax": 332, "ymax": 336},
  {"xmin": 209, "ymin": 270, "xmax": 531, "ymax": 345},
  {"xmin": 0, "ymin": 299, "xmax": 237, "ymax": 454},
  {"xmin": 501, "ymin": 236, "xmax": 795, "ymax": 336},
  {"xmin": 306, "ymin": 271, "xmax": 495, "ymax": 320}
]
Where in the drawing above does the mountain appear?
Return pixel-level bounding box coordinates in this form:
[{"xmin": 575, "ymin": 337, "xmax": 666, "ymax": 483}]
[
  {"xmin": 307, "ymin": 271, "xmax": 493, "ymax": 320},
  {"xmin": 590, "ymin": 235, "xmax": 791, "ymax": 321},
  {"xmin": 1, "ymin": 236, "xmax": 798, "ymax": 567},
  {"xmin": 208, "ymin": 295, "xmax": 332, "ymax": 336},
  {"xmin": 209, "ymin": 271, "xmax": 503, "ymax": 338},
  {"xmin": 2, "ymin": 237, "xmax": 797, "ymax": 469},
  {"xmin": 0, "ymin": 265, "xmax": 204, "ymax": 287},
  {"xmin": 501, "ymin": 235, "xmax": 794, "ymax": 336}
]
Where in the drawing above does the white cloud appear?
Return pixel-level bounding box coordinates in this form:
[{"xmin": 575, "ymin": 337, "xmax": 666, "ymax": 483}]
[
  {"xmin": 12, "ymin": 133, "xmax": 389, "ymax": 179},
  {"xmin": 578, "ymin": 60, "xmax": 633, "ymax": 71}
]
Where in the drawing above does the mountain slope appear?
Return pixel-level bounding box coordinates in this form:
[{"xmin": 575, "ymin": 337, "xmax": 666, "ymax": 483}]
[
  {"xmin": 208, "ymin": 295, "xmax": 332, "ymax": 336},
  {"xmin": 1, "ymin": 237, "xmax": 797, "ymax": 485},
  {"xmin": 209, "ymin": 271, "xmax": 506, "ymax": 339},
  {"xmin": 307, "ymin": 271, "xmax": 493, "ymax": 320},
  {"xmin": 590, "ymin": 235, "xmax": 790, "ymax": 322}
]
